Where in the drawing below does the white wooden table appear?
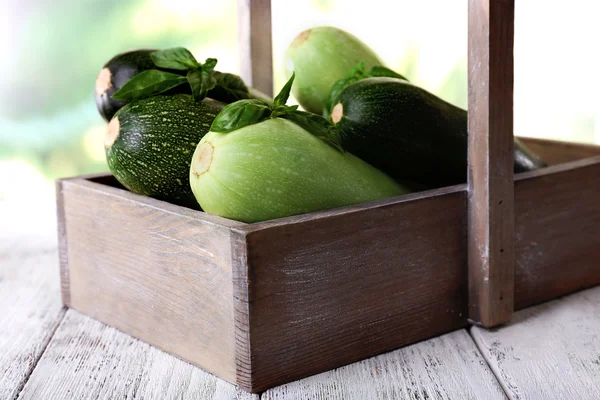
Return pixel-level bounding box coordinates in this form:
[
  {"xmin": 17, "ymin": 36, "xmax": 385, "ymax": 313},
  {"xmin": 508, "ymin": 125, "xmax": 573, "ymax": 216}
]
[{"xmin": 2, "ymin": 206, "xmax": 600, "ymax": 399}]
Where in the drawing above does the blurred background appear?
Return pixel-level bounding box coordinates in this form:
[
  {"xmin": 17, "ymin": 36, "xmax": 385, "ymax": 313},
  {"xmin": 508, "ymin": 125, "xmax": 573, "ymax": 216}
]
[{"xmin": 1, "ymin": 0, "xmax": 598, "ymax": 228}]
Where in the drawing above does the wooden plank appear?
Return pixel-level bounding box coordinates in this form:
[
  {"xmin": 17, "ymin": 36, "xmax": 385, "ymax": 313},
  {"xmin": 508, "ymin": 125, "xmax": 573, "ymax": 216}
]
[
  {"xmin": 246, "ymin": 183, "xmax": 466, "ymax": 232},
  {"xmin": 241, "ymin": 186, "xmax": 470, "ymax": 392},
  {"xmin": 84, "ymin": 174, "xmax": 245, "ymax": 229},
  {"xmin": 0, "ymin": 227, "xmax": 65, "ymax": 400},
  {"xmin": 230, "ymin": 230, "xmax": 252, "ymax": 391},
  {"xmin": 471, "ymin": 285, "xmax": 600, "ymax": 400},
  {"xmin": 238, "ymin": 0, "xmax": 273, "ymax": 96},
  {"xmin": 263, "ymin": 330, "xmax": 506, "ymax": 400},
  {"xmin": 467, "ymin": 0, "xmax": 515, "ymax": 327},
  {"xmin": 56, "ymin": 180, "xmax": 71, "ymax": 306},
  {"xmin": 514, "ymin": 156, "xmax": 600, "ymax": 309},
  {"xmin": 518, "ymin": 137, "xmax": 600, "ymax": 165},
  {"xmin": 19, "ymin": 309, "xmax": 258, "ymax": 400},
  {"xmin": 59, "ymin": 177, "xmax": 240, "ymax": 384}
]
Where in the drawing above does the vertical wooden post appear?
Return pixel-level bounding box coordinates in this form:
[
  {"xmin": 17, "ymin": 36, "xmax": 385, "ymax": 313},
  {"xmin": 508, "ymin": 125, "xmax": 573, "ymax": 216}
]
[
  {"xmin": 467, "ymin": 0, "xmax": 515, "ymax": 327},
  {"xmin": 238, "ymin": 0, "xmax": 274, "ymax": 96}
]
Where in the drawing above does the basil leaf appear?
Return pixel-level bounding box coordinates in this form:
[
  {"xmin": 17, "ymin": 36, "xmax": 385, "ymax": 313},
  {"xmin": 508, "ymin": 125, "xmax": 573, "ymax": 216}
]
[
  {"xmin": 324, "ymin": 62, "xmax": 408, "ymax": 117},
  {"xmin": 209, "ymin": 71, "xmax": 250, "ymax": 102},
  {"xmin": 191, "ymin": 58, "xmax": 217, "ymax": 101},
  {"xmin": 111, "ymin": 70, "xmax": 187, "ymax": 101},
  {"xmin": 348, "ymin": 61, "xmax": 367, "ymax": 77},
  {"xmin": 324, "ymin": 62, "xmax": 366, "ymax": 116},
  {"xmin": 273, "ymin": 72, "xmax": 295, "ymax": 108},
  {"xmin": 368, "ymin": 66, "xmax": 408, "ymax": 80},
  {"xmin": 210, "ymin": 99, "xmax": 272, "ymax": 133},
  {"xmin": 280, "ymin": 110, "xmax": 344, "ymax": 153},
  {"xmin": 203, "ymin": 58, "xmax": 218, "ymax": 71},
  {"xmin": 270, "ymin": 104, "xmax": 298, "ymax": 118},
  {"xmin": 187, "ymin": 68, "xmax": 217, "ymax": 102},
  {"xmin": 151, "ymin": 47, "xmax": 199, "ymax": 70},
  {"xmin": 201, "ymin": 68, "xmax": 218, "ymax": 97},
  {"xmin": 187, "ymin": 70, "xmax": 204, "ymax": 101}
]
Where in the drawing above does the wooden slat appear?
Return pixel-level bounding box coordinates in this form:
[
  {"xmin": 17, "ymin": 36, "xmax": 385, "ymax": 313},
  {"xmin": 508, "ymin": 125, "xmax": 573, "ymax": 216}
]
[
  {"xmin": 18, "ymin": 309, "xmax": 258, "ymax": 400},
  {"xmin": 230, "ymin": 231, "xmax": 252, "ymax": 390},
  {"xmin": 56, "ymin": 180, "xmax": 71, "ymax": 306},
  {"xmin": 0, "ymin": 227, "xmax": 65, "ymax": 400},
  {"xmin": 238, "ymin": 0, "xmax": 273, "ymax": 96},
  {"xmin": 59, "ymin": 177, "xmax": 240, "ymax": 384},
  {"xmin": 261, "ymin": 330, "xmax": 505, "ymax": 400},
  {"xmin": 467, "ymin": 0, "xmax": 515, "ymax": 327},
  {"xmin": 263, "ymin": 330, "xmax": 506, "ymax": 400},
  {"xmin": 514, "ymin": 157, "xmax": 600, "ymax": 309},
  {"xmin": 85, "ymin": 175, "xmax": 245, "ymax": 229},
  {"xmin": 241, "ymin": 186, "xmax": 470, "ymax": 392},
  {"xmin": 471, "ymin": 285, "xmax": 600, "ymax": 399},
  {"xmin": 518, "ymin": 137, "xmax": 600, "ymax": 165}
]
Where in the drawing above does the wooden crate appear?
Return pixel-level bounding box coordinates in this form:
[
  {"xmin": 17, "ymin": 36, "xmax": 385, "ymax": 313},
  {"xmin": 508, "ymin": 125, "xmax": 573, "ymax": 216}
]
[
  {"xmin": 56, "ymin": 0, "xmax": 600, "ymax": 394},
  {"xmin": 56, "ymin": 137, "xmax": 600, "ymax": 393}
]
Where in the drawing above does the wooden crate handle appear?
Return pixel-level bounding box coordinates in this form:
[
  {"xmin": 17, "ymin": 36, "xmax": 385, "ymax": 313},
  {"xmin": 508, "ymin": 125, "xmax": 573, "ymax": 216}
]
[
  {"xmin": 238, "ymin": 0, "xmax": 274, "ymax": 96},
  {"xmin": 238, "ymin": 0, "xmax": 516, "ymax": 327},
  {"xmin": 467, "ymin": 0, "xmax": 515, "ymax": 327}
]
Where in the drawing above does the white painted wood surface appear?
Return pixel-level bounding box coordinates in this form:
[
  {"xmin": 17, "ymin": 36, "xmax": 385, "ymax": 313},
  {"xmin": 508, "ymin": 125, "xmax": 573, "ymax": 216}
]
[
  {"xmin": 0, "ymin": 227, "xmax": 65, "ymax": 400},
  {"xmin": 472, "ymin": 285, "xmax": 600, "ymax": 400},
  {"xmin": 18, "ymin": 309, "xmax": 258, "ymax": 400},
  {"xmin": 3, "ymin": 208, "xmax": 600, "ymax": 400},
  {"xmin": 262, "ymin": 330, "xmax": 506, "ymax": 400}
]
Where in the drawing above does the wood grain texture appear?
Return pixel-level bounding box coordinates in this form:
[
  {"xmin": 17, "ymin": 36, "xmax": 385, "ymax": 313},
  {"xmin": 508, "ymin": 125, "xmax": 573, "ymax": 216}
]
[
  {"xmin": 471, "ymin": 285, "xmax": 600, "ymax": 400},
  {"xmin": 230, "ymin": 231, "xmax": 252, "ymax": 391},
  {"xmin": 467, "ymin": 0, "xmax": 515, "ymax": 327},
  {"xmin": 0, "ymin": 227, "xmax": 65, "ymax": 400},
  {"xmin": 238, "ymin": 0, "xmax": 273, "ymax": 96},
  {"xmin": 59, "ymin": 146, "xmax": 600, "ymax": 393},
  {"xmin": 242, "ymin": 187, "xmax": 470, "ymax": 392},
  {"xmin": 263, "ymin": 330, "xmax": 506, "ymax": 400},
  {"xmin": 85, "ymin": 175, "xmax": 245, "ymax": 229},
  {"xmin": 518, "ymin": 137, "xmax": 600, "ymax": 165},
  {"xmin": 60, "ymin": 177, "xmax": 241, "ymax": 383},
  {"xmin": 56, "ymin": 179, "xmax": 71, "ymax": 306},
  {"xmin": 514, "ymin": 156, "xmax": 600, "ymax": 309},
  {"xmin": 19, "ymin": 309, "xmax": 258, "ymax": 400}
]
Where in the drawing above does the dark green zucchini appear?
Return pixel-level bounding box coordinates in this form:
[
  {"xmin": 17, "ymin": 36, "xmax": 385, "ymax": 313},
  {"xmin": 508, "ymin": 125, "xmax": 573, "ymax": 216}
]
[
  {"xmin": 95, "ymin": 50, "xmax": 190, "ymax": 122},
  {"xmin": 105, "ymin": 94, "xmax": 224, "ymax": 208},
  {"xmin": 95, "ymin": 50, "xmax": 271, "ymax": 122},
  {"xmin": 330, "ymin": 77, "xmax": 547, "ymax": 188}
]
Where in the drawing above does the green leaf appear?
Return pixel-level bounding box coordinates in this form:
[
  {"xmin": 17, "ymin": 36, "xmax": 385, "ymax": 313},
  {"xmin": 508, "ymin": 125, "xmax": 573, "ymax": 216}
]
[
  {"xmin": 151, "ymin": 47, "xmax": 199, "ymax": 70},
  {"xmin": 280, "ymin": 110, "xmax": 344, "ymax": 153},
  {"xmin": 273, "ymin": 72, "xmax": 295, "ymax": 108},
  {"xmin": 203, "ymin": 58, "xmax": 218, "ymax": 70},
  {"xmin": 368, "ymin": 66, "xmax": 408, "ymax": 80},
  {"xmin": 187, "ymin": 70, "xmax": 204, "ymax": 100},
  {"xmin": 210, "ymin": 99, "xmax": 272, "ymax": 133},
  {"xmin": 186, "ymin": 58, "xmax": 219, "ymax": 102},
  {"xmin": 270, "ymin": 104, "xmax": 298, "ymax": 118},
  {"xmin": 111, "ymin": 70, "xmax": 187, "ymax": 101},
  {"xmin": 187, "ymin": 69, "xmax": 216, "ymax": 101},
  {"xmin": 324, "ymin": 62, "xmax": 367, "ymax": 116},
  {"xmin": 324, "ymin": 63, "xmax": 408, "ymax": 117},
  {"xmin": 209, "ymin": 71, "xmax": 250, "ymax": 102}
]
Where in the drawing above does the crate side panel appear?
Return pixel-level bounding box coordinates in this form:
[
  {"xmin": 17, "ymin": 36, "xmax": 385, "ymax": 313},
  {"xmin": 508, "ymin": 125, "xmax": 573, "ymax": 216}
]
[
  {"xmin": 515, "ymin": 160, "xmax": 600, "ymax": 309},
  {"xmin": 56, "ymin": 179, "xmax": 71, "ymax": 306},
  {"xmin": 230, "ymin": 231, "xmax": 252, "ymax": 391},
  {"xmin": 518, "ymin": 137, "xmax": 600, "ymax": 165},
  {"xmin": 246, "ymin": 190, "xmax": 469, "ymax": 391},
  {"xmin": 61, "ymin": 180, "xmax": 237, "ymax": 382}
]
